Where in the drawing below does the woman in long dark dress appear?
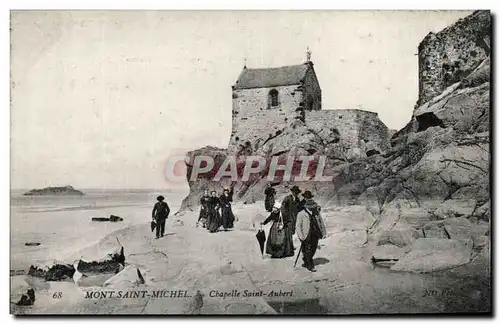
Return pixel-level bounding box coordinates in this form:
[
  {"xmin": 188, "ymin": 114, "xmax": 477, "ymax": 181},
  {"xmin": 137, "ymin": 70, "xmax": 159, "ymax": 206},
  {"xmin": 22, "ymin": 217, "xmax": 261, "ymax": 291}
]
[
  {"xmin": 219, "ymin": 188, "xmax": 235, "ymax": 230},
  {"xmin": 260, "ymin": 202, "xmax": 294, "ymax": 258},
  {"xmin": 197, "ymin": 190, "xmax": 210, "ymax": 228},
  {"xmin": 206, "ymin": 191, "xmax": 221, "ymax": 233}
]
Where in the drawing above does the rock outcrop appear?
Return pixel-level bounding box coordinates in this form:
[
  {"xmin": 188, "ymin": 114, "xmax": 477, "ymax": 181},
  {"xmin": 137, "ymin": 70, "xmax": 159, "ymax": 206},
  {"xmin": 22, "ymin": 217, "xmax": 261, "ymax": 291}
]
[
  {"xmin": 77, "ymin": 246, "xmax": 125, "ymax": 275},
  {"xmin": 179, "ymin": 11, "xmax": 491, "ymax": 273},
  {"xmin": 27, "ymin": 245, "xmax": 125, "ymax": 283},
  {"xmin": 23, "ymin": 185, "xmax": 84, "ymax": 196},
  {"xmin": 28, "ymin": 262, "xmax": 76, "ymax": 281},
  {"xmin": 180, "ymin": 109, "xmax": 390, "ymax": 210},
  {"xmin": 362, "ymin": 10, "xmax": 490, "ymax": 272},
  {"xmin": 15, "ymin": 288, "xmax": 35, "ymax": 306}
]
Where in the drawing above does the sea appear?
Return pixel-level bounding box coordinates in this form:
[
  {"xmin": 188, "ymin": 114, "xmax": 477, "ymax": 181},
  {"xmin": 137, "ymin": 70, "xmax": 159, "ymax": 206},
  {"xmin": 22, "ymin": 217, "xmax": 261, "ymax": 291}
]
[{"xmin": 10, "ymin": 188, "xmax": 189, "ymax": 271}]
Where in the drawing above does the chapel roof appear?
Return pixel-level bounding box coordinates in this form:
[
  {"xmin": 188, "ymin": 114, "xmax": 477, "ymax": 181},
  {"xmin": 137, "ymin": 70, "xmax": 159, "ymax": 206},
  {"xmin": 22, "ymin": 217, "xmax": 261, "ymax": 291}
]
[{"xmin": 233, "ymin": 63, "xmax": 312, "ymax": 90}]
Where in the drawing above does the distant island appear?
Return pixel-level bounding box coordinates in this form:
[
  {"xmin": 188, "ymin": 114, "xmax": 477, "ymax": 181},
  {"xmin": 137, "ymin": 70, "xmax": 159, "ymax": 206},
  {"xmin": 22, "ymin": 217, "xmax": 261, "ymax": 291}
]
[{"xmin": 23, "ymin": 185, "xmax": 84, "ymax": 196}]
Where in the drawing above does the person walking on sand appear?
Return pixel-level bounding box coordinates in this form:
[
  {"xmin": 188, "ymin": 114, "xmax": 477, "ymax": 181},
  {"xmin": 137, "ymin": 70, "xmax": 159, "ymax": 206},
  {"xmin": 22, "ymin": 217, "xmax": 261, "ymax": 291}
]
[
  {"xmin": 197, "ymin": 189, "xmax": 210, "ymax": 228},
  {"xmin": 219, "ymin": 188, "xmax": 235, "ymax": 231},
  {"xmin": 260, "ymin": 201, "xmax": 294, "ymax": 258},
  {"xmin": 295, "ymin": 191, "xmax": 327, "ymax": 272},
  {"xmin": 264, "ymin": 184, "xmax": 276, "ymax": 212},
  {"xmin": 152, "ymin": 195, "xmax": 170, "ymax": 239},
  {"xmin": 281, "ymin": 185, "xmax": 302, "ymax": 233},
  {"xmin": 206, "ymin": 190, "xmax": 221, "ymax": 233}
]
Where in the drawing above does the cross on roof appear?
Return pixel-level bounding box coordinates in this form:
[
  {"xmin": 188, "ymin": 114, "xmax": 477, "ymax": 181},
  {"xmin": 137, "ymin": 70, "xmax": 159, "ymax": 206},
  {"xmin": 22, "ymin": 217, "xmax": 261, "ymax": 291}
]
[{"xmin": 306, "ymin": 46, "xmax": 312, "ymax": 62}]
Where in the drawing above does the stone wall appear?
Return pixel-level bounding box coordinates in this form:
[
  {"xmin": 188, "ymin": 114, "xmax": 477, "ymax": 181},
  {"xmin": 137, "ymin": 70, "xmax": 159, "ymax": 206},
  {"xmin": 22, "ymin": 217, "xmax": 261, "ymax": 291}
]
[
  {"xmin": 229, "ymin": 63, "xmax": 323, "ymax": 154},
  {"xmin": 303, "ymin": 66, "xmax": 322, "ymax": 111},
  {"xmin": 418, "ymin": 33, "xmax": 445, "ymax": 106},
  {"xmin": 357, "ymin": 111, "xmax": 391, "ymax": 152},
  {"xmin": 306, "ymin": 109, "xmax": 390, "ymax": 158},
  {"xmin": 417, "ymin": 10, "xmax": 490, "ymax": 105},
  {"xmin": 230, "ymin": 85, "xmax": 303, "ymax": 152}
]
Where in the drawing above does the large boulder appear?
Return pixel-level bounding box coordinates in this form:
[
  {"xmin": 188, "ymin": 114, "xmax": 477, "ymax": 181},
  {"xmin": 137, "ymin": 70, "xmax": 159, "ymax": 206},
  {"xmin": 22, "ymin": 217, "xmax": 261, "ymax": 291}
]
[
  {"xmin": 423, "ymin": 217, "xmax": 489, "ymax": 242},
  {"xmin": 391, "ymin": 238, "xmax": 473, "ymax": 273},
  {"xmin": 399, "ymin": 207, "xmax": 433, "ymax": 228},
  {"xmin": 372, "ymin": 244, "xmax": 406, "ymax": 260},
  {"xmin": 377, "ymin": 225, "xmax": 422, "ymax": 248},
  {"xmin": 433, "ymin": 199, "xmax": 477, "ymax": 219}
]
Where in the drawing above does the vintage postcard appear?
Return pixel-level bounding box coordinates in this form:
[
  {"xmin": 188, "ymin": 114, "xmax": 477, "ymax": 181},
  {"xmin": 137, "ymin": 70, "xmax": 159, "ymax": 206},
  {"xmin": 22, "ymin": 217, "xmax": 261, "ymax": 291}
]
[{"xmin": 10, "ymin": 10, "xmax": 491, "ymax": 315}]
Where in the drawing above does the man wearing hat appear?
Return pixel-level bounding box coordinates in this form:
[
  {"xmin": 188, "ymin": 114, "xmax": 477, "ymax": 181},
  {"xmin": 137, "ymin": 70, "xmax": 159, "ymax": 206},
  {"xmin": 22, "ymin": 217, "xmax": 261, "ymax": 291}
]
[
  {"xmin": 281, "ymin": 185, "xmax": 303, "ymax": 233},
  {"xmin": 295, "ymin": 190, "xmax": 327, "ymax": 272},
  {"xmin": 152, "ymin": 195, "xmax": 170, "ymax": 239}
]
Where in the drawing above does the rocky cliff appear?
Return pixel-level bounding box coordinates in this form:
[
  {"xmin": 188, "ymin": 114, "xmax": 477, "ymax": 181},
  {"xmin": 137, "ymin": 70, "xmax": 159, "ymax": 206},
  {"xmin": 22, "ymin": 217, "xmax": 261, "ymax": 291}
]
[
  {"xmin": 180, "ymin": 11, "xmax": 491, "ymax": 245},
  {"xmin": 179, "ymin": 108, "xmax": 390, "ymax": 211}
]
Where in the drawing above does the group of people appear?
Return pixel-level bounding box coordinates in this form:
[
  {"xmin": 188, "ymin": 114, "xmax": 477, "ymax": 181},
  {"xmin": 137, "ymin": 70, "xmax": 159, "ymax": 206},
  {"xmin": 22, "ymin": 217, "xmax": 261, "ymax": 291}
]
[
  {"xmin": 262, "ymin": 185, "xmax": 327, "ymax": 272},
  {"xmin": 197, "ymin": 187, "xmax": 236, "ymax": 233},
  {"xmin": 151, "ymin": 183, "xmax": 326, "ymax": 272},
  {"xmin": 151, "ymin": 187, "xmax": 236, "ymax": 238}
]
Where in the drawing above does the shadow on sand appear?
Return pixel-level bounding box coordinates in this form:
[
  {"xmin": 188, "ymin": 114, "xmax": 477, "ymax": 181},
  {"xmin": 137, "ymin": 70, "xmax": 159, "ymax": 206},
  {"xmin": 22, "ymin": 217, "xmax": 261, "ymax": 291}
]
[
  {"xmin": 313, "ymin": 257, "xmax": 330, "ymax": 266},
  {"xmin": 154, "ymin": 233, "xmax": 177, "ymax": 239},
  {"xmin": 268, "ymin": 298, "xmax": 329, "ymax": 314}
]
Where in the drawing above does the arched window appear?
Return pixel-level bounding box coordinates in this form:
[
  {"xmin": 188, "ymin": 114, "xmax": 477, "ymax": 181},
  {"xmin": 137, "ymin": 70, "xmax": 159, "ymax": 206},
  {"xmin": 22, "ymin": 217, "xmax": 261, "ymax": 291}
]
[{"xmin": 268, "ymin": 89, "xmax": 279, "ymax": 108}]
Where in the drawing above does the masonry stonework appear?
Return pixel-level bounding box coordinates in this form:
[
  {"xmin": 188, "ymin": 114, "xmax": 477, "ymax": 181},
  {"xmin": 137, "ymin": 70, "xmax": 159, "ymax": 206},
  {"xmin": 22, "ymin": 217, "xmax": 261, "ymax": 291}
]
[
  {"xmin": 302, "ymin": 67, "xmax": 322, "ymax": 111},
  {"xmin": 230, "ymin": 84, "xmax": 301, "ymax": 152},
  {"xmin": 417, "ymin": 10, "xmax": 490, "ymax": 105},
  {"xmin": 307, "ymin": 109, "xmax": 389, "ymax": 156},
  {"xmin": 228, "ymin": 61, "xmax": 390, "ymax": 157}
]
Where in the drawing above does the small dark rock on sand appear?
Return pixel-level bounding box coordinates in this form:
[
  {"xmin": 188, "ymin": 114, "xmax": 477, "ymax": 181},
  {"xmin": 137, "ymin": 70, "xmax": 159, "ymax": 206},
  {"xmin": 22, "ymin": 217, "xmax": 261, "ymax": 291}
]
[
  {"xmin": 28, "ymin": 264, "xmax": 76, "ymax": 281},
  {"xmin": 109, "ymin": 215, "xmax": 123, "ymax": 222},
  {"xmin": 91, "ymin": 215, "xmax": 124, "ymax": 222},
  {"xmin": 16, "ymin": 288, "xmax": 35, "ymax": 306}
]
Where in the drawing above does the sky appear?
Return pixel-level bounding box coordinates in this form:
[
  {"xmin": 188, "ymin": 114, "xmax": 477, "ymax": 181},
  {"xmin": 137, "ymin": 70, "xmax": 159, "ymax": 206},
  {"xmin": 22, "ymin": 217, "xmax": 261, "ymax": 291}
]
[{"xmin": 10, "ymin": 10, "xmax": 473, "ymax": 189}]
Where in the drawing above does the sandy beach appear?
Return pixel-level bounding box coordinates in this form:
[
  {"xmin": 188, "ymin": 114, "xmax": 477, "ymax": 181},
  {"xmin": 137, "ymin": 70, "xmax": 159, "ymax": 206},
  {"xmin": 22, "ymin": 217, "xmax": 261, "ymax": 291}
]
[
  {"xmin": 10, "ymin": 189, "xmax": 187, "ymax": 271},
  {"xmin": 10, "ymin": 190, "xmax": 491, "ymax": 315}
]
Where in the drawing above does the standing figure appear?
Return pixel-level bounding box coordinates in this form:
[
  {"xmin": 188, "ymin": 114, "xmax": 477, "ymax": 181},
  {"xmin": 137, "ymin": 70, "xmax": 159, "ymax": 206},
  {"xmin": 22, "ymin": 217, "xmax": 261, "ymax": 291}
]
[
  {"xmin": 197, "ymin": 189, "xmax": 210, "ymax": 228},
  {"xmin": 264, "ymin": 184, "xmax": 276, "ymax": 212},
  {"xmin": 296, "ymin": 191, "xmax": 327, "ymax": 272},
  {"xmin": 152, "ymin": 195, "xmax": 170, "ymax": 239},
  {"xmin": 219, "ymin": 188, "xmax": 235, "ymax": 230},
  {"xmin": 260, "ymin": 202, "xmax": 294, "ymax": 258},
  {"xmin": 281, "ymin": 185, "xmax": 302, "ymax": 233},
  {"xmin": 206, "ymin": 191, "xmax": 221, "ymax": 233}
]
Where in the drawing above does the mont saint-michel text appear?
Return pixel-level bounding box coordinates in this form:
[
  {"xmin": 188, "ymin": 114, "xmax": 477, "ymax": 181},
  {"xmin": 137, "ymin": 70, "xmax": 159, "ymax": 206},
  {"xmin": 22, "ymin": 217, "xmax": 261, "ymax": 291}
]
[{"xmin": 85, "ymin": 290, "xmax": 190, "ymax": 299}]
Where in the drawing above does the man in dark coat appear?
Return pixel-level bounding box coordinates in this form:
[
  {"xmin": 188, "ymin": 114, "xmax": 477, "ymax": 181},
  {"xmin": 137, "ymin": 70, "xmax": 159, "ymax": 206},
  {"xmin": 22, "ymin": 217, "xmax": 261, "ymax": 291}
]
[
  {"xmin": 296, "ymin": 191, "xmax": 327, "ymax": 272},
  {"xmin": 281, "ymin": 185, "xmax": 302, "ymax": 233},
  {"xmin": 152, "ymin": 195, "xmax": 170, "ymax": 239},
  {"xmin": 264, "ymin": 184, "xmax": 276, "ymax": 212}
]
